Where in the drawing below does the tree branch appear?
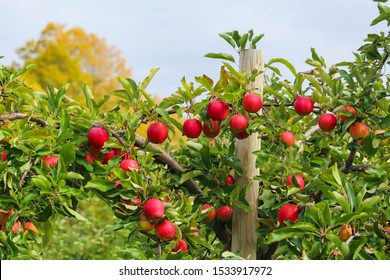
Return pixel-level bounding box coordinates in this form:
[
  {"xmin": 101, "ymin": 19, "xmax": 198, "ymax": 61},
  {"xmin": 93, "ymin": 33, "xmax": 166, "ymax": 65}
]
[
  {"xmin": 133, "ymin": 134, "xmax": 205, "ymax": 197},
  {"xmin": 0, "ymin": 112, "xmax": 49, "ymax": 127},
  {"xmin": 340, "ymin": 164, "xmax": 376, "ymax": 174}
]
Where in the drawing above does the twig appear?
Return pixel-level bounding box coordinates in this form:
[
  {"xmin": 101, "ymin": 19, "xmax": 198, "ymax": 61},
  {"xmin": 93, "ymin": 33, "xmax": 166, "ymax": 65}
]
[
  {"xmin": 0, "ymin": 113, "xmax": 49, "ymax": 127},
  {"xmin": 203, "ymin": 235, "xmax": 218, "ymax": 260},
  {"xmin": 297, "ymin": 124, "xmax": 320, "ymax": 154},
  {"xmin": 19, "ymin": 161, "xmax": 33, "ymax": 189}
]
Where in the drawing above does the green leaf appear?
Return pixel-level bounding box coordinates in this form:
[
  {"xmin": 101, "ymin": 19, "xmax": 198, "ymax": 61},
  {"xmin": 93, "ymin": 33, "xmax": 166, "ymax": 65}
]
[
  {"xmin": 371, "ymin": 4, "xmax": 390, "ymax": 26},
  {"xmin": 31, "ymin": 175, "xmax": 51, "ymax": 191},
  {"xmin": 59, "ymin": 109, "xmax": 70, "ymax": 131},
  {"xmin": 204, "ymin": 53, "xmax": 235, "ymax": 63},
  {"xmin": 123, "ymin": 247, "xmax": 147, "ymax": 260},
  {"xmin": 186, "ymin": 234, "xmax": 214, "ymax": 250},
  {"xmin": 179, "ymin": 170, "xmax": 203, "ymax": 185},
  {"xmin": 195, "ymin": 75, "xmax": 213, "ymax": 90},
  {"xmin": 338, "ymin": 69, "xmax": 356, "ymax": 90},
  {"xmin": 54, "ymin": 84, "xmax": 69, "ymax": 113},
  {"xmin": 200, "ymin": 145, "xmax": 212, "ymax": 170},
  {"xmin": 380, "ymin": 114, "xmax": 390, "ymax": 128},
  {"xmin": 267, "ymin": 223, "xmax": 318, "ymax": 243},
  {"xmin": 139, "ymin": 68, "xmax": 159, "ymax": 91},
  {"xmin": 64, "ymin": 206, "xmax": 88, "ymax": 222},
  {"xmin": 250, "ymin": 34, "xmax": 265, "ymax": 49},
  {"xmin": 117, "ymin": 77, "xmax": 137, "ymax": 101},
  {"xmin": 323, "ymin": 202, "xmax": 331, "ymax": 226},
  {"xmin": 355, "ymin": 185, "xmax": 367, "ymax": 211},
  {"xmin": 268, "ymin": 58, "xmax": 297, "ymax": 76},
  {"xmin": 344, "ymin": 182, "xmax": 356, "ymax": 212},
  {"xmin": 61, "ymin": 172, "xmax": 84, "ymax": 180},
  {"xmin": 219, "ymin": 33, "xmax": 236, "ymax": 49},
  {"xmin": 60, "ymin": 142, "xmax": 76, "ymax": 166},
  {"xmin": 326, "ymin": 233, "xmax": 350, "ymax": 259},
  {"xmin": 333, "ymin": 212, "xmax": 369, "ymax": 225},
  {"xmin": 331, "ymin": 162, "xmax": 343, "ymax": 186},
  {"xmin": 85, "ymin": 179, "xmax": 114, "ymax": 192},
  {"xmin": 9, "ymin": 64, "xmax": 35, "ymax": 81},
  {"xmin": 358, "ymin": 196, "xmax": 382, "ymax": 212},
  {"xmin": 82, "ymin": 84, "xmax": 94, "ymax": 113},
  {"xmin": 155, "ymin": 107, "xmax": 170, "ymax": 123},
  {"xmin": 351, "ymin": 236, "xmax": 368, "ymax": 260},
  {"xmin": 332, "ymin": 191, "xmax": 350, "ymax": 213},
  {"xmin": 239, "ymin": 33, "xmax": 249, "ymax": 50}
]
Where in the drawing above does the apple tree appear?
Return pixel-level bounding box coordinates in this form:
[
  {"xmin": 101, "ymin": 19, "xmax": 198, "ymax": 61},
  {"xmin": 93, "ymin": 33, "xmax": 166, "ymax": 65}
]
[{"xmin": 0, "ymin": 0, "xmax": 389, "ymax": 260}]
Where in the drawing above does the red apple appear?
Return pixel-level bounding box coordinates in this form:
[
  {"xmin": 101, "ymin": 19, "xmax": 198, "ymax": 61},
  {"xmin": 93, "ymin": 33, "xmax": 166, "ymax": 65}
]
[
  {"xmin": 0, "ymin": 151, "xmax": 6, "ymax": 162},
  {"xmin": 225, "ymin": 174, "xmax": 235, "ymax": 186},
  {"xmin": 229, "ymin": 114, "xmax": 248, "ymax": 133},
  {"xmin": 183, "ymin": 119, "xmax": 202, "ymax": 138},
  {"xmin": 349, "ymin": 122, "xmax": 369, "ymax": 139},
  {"xmin": 120, "ymin": 159, "xmax": 139, "ymax": 172},
  {"xmin": 207, "ymin": 100, "xmax": 229, "ymax": 121},
  {"xmin": 88, "ymin": 127, "xmax": 109, "ymax": 147},
  {"xmin": 43, "ymin": 156, "xmax": 58, "ymax": 167},
  {"xmin": 286, "ymin": 175, "xmax": 305, "ymax": 191},
  {"xmin": 155, "ymin": 219, "xmax": 176, "ymax": 241},
  {"xmin": 277, "ymin": 204, "xmax": 299, "ymax": 226},
  {"xmin": 216, "ymin": 205, "xmax": 232, "ymax": 221},
  {"xmin": 143, "ymin": 198, "xmax": 165, "ymax": 220},
  {"xmin": 280, "ymin": 131, "xmax": 295, "ymax": 146},
  {"xmin": 172, "ymin": 239, "xmax": 188, "ymax": 253},
  {"xmin": 338, "ymin": 106, "xmax": 357, "ymax": 121},
  {"xmin": 102, "ymin": 150, "xmax": 115, "ymax": 164},
  {"xmin": 318, "ymin": 113, "xmax": 337, "ymax": 131},
  {"xmin": 235, "ymin": 130, "xmax": 249, "ymax": 139},
  {"xmin": 202, "ymin": 120, "xmax": 220, "ymax": 138},
  {"xmin": 137, "ymin": 215, "xmax": 155, "ymax": 232},
  {"xmin": 242, "ymin": 93, "xmax": 262, "ymax": 113},
  {"xmin": 202, "ymin": 204, "xmax": 216, "ymax": 223},
  {"xmin": 294, "ymin": 96, "xmax": 314, "ymax": 116},
  {"xmin": 147, "ymin": 122, "xmax": 168, "ymax": 144}
]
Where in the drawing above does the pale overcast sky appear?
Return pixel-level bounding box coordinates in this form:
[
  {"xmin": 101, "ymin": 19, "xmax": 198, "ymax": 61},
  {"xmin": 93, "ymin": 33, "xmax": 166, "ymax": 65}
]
[{"xmin": 0, "ymin": 0, "xmax": 387, "ymax": 97}]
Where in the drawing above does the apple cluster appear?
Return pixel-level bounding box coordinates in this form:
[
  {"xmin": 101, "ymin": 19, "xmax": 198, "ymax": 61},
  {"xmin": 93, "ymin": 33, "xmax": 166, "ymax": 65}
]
[
  {"xmin": 276, "ymin": 97, "xmax": 375, "ymax": 226},
  {"xmin": 87, "ymin": 127, "xmax": 140, "ymax": 171},
  {"xmin": 140, "ymin": 198, "xmax": 189, "ymax": 252},
  {"xmin": 182, "ymin": 93, "xmax": 262, "ymax": 141}
]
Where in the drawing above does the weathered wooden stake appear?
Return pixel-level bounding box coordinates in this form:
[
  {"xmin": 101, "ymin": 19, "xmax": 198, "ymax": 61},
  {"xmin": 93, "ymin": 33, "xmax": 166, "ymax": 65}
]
[{"xmin": 231, "ymin": 49, "xmax": 264, "ymax": 259}]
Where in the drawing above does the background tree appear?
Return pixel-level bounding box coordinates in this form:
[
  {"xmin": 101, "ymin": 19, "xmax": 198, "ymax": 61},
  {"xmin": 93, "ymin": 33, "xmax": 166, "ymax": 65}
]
[{"xmin": 16, "ymin": 22, "xmax": 131, "ymax": 107}]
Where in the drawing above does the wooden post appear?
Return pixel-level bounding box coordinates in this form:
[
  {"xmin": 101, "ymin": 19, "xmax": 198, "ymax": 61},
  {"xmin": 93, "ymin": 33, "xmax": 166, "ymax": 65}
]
[{"xmin": 231, "ymin": 49, "xmax": 264, "ymax": 259}]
